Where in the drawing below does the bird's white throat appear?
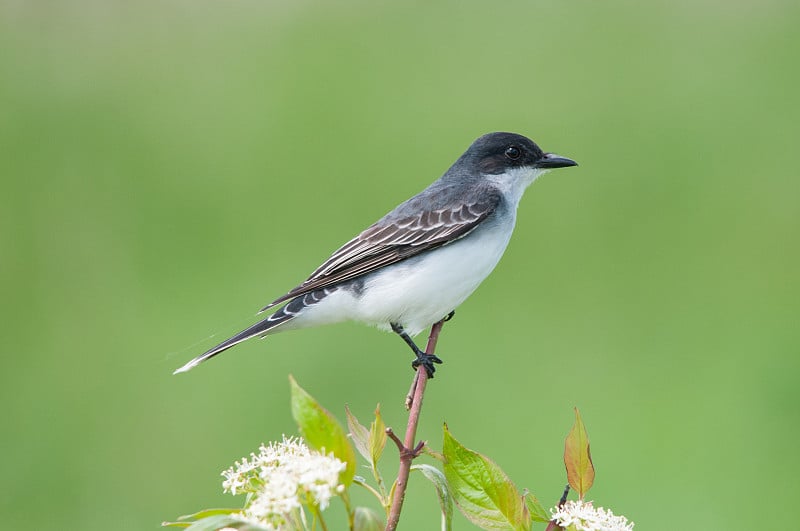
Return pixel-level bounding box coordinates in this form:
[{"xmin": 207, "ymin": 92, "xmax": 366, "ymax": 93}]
[{"xmin": 485, "ymin": 166, "xmax": 549, "ymax": 207}]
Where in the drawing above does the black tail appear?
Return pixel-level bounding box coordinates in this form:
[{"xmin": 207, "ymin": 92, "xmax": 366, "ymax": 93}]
[{"xmin": 172, "ymin": 288, "xmax": 335, "ymax": 374}]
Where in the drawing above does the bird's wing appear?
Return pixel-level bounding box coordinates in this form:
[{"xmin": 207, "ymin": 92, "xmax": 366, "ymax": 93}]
[{"xmin": 261, "ymin": 192, "xmax": 501, "ymax": 311}]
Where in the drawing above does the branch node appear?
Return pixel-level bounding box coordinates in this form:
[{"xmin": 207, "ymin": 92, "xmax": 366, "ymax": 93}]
[{"xmin": 412, "ymin": 440, "xmax": 426, "ymax": 456}]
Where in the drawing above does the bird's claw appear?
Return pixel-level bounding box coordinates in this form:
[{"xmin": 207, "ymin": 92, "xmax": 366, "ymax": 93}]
[{"xmin": 412, "ymin": 352, "xmax": 443, "ymax": 378}]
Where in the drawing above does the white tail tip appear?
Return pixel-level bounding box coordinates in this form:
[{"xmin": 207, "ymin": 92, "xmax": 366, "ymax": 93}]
[{"xmin": 172, "ymin": 360, "xmax": 199, "ymax": 375}]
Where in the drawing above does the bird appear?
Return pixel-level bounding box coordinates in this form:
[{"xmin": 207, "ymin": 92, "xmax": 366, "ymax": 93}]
[{"xmin": 174, "ymin": 132, "xmax": 577, "ymax": 376}]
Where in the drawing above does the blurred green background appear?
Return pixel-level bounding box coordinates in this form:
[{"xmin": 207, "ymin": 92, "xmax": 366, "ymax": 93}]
[{"xmin": 1, "ymin": 1, "xmax": 798, "ymax": 529}]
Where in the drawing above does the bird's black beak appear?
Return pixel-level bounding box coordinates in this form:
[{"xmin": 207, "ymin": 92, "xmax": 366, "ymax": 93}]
[{"xmin": 536, "ymin": 153, "xmax": 578, "ymax": 169}]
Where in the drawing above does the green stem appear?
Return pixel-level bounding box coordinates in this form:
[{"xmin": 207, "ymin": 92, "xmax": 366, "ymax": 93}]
[
  {"xmin": 372, "ymin": 462, "xmax": 388, "ymax": 501},
  {"xmin": 310, "ymin": 504, "xmax": 329, "ymax": 531},
  {"xmin": 341, "ymin": 490, "xmax": 356, "ymax": 531},
  {"xmin": 353, "ymin": 476, "xmax": 386, "ymax": 505}
]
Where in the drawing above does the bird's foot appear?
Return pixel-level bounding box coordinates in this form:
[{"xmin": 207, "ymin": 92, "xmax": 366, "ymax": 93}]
[
  {"xmin": 443, "ymin": 310, "xmax": 455, "ymax": 322},
  {"xmin": 412, "ymin": 350, "xmax": 443, "ymax": 378}
]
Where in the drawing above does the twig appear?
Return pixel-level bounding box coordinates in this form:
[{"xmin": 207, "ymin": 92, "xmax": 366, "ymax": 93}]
[
  {"xmin": 558, "ymin": 484, "xmax": 570, "ymax": 507},
  {"xmin": 385, "ymin": 428, "xmax": 405, "ymax": 453},
  {"xmin": 544, "ymin": 484, "xmax": 571, "ymax": 531},
  {"xmin": 384, "ymin": 318, "xmax": 446, "ymax": 531},
  {"xmin": 404, "ymin": 377, "xmax": 417, "ymax": 411}
]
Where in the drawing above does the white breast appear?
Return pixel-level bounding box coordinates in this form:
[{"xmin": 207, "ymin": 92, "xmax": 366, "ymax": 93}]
[{"xmin": 350, "ymin": 213, "xmax": 516, "ymax": 336}]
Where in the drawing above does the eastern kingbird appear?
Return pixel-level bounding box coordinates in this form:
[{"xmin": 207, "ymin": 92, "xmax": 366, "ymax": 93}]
[{"xmin": 174, "ymin": 132, "xmax": 576, "ymax": 376}]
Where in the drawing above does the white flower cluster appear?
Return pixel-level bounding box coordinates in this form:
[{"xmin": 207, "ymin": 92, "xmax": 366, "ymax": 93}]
[
  {"xmin": 550, "ymin": 499, "xmax": 634, "ymax": 531},
  {"xmin": 221, "ymin": 436, "xmax": 346, "ymax": 530}
]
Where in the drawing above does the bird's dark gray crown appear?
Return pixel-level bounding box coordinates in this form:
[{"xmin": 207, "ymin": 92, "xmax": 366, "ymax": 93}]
[{"xmin": 455, "ymin": 132, "xmax": 546, "ymax": 176}]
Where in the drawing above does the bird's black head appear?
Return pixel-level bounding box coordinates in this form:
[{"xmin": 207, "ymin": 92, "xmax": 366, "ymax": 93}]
[{"xmin": 464, "ymin": 132, "xmax": 577, "ymax": 175}]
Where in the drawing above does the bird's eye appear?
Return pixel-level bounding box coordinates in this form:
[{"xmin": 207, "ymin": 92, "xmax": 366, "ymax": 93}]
[{"xmin": 505, "ymin": 146, "xmax": 521, "ymax": 160}]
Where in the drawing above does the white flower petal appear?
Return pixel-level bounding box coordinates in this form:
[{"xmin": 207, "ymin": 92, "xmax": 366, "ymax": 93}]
[
  {"xmin": 550, "ymin": 500, "xmax": 634, "ymax": 531},
  {"xmin": 221, "ymin": 436, "xmax": 346, "ymax": 529}
]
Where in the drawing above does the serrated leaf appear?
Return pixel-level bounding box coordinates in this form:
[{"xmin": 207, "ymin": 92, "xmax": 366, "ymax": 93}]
[
  {"xmin": 522, "ymin": 492, "xmax": 550, "ymax": 523},
  {"xmin": 369, "ymin": 404, "xmax": 387, "ymax": 467},
  {"xmin": 289, "ymin": 375, "xmax": 356, "ymax": 485},
  {"xmin": 412, "ymin": 464, "xmax": 453, "ymax": 531},
  {"xmin": 353, "ymin": 506, "xmax": 386, "ymax": 531},
  {"xmin": 442, "ymin": 424, "xmax": 530, "ymax": 531},
  {"xmin": 564, "ymin": 407, "xmax": 594, "ymax": 499},
  {"xmin": 346, "ymin": 405, "xmax": 371, "ymax": 461}
]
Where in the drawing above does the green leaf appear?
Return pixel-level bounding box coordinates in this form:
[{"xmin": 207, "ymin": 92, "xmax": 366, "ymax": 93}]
[
  {"xmin": 422, "ymin": 447, "xmax": 446, "ymax": 463},
  {"xmin": 412, "ymin": 464, "xmax": 453, "ymax": 531},
  {"xmin": 163, "ymin": 508, "xmax": 242, "ymax": 529},
  {"xmin": 564, "ymin": 407, "xmax": 594, "ymax": 499},
  {"xmin": 184, "ymin": 514, "xmax": 241, "ymax": 531},
  {"xmin": 353, "ymin": 506, "xmax": 386, "ymax": 531},
  {"xmin": 388, "ymin": 478, "xmax": 398, "ymax": 511},
  {"xmin": 369, "ymin": 404, "xmax": 387, "ymax": 467},
  {"xmin": 522, "ymin": 492, "xmax": 550, "ymax": 523},
  {"xmin": 345, "ymin": 405, "xmax": 371, "ymax": 461},
  {"xmin": 442, "ymin": 424, "xmax": 530, "ymax": 531},
  {"xmin": 289, "ymin": 375, "xmax": 356, "ymax": 485},
  {"xmin": 176, "ymin": 508, "xmax": 241, "ymax": 521}
]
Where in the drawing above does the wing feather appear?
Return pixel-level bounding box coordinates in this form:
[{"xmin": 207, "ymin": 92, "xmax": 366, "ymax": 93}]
[{"xmin": 260, "ymin": 193, "xmax": 501, "ymax": 311}]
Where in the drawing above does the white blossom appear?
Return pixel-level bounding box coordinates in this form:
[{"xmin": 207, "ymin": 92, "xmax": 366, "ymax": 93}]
[
  {"xmin": 550, "ymin": 499, "xmax": 634, "ymax": 531},
  {"xmin": 221, "ymin": 436, "xmax": 346, "ymax": 529}
]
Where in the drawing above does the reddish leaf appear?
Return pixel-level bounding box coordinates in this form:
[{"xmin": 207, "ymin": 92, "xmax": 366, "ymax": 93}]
[{"xmin": 563, "ymin": 407, "xmax": 594, "ymax": 499}]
